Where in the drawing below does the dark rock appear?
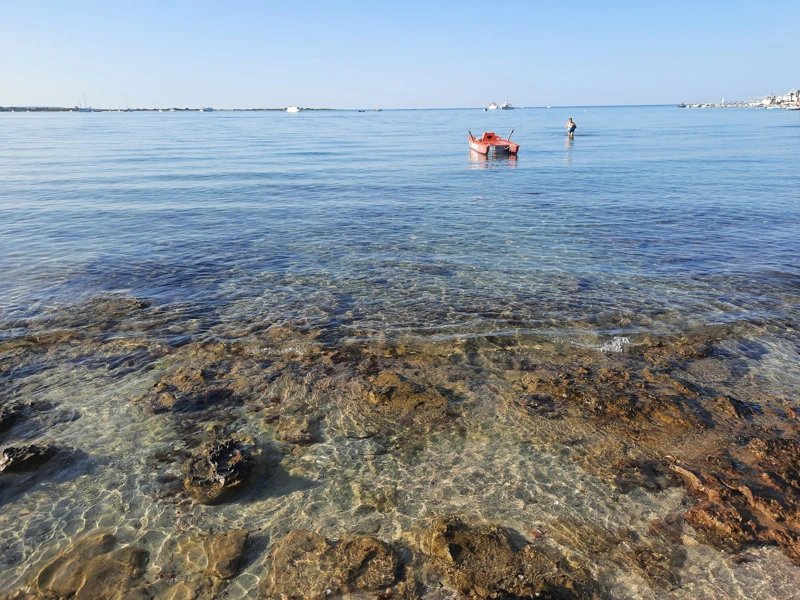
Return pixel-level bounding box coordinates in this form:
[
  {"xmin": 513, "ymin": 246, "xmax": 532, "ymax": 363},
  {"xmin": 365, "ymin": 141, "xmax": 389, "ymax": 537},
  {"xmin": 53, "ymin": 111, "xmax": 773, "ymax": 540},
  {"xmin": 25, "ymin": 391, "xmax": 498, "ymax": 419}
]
[
  {"xmin": 0, "ymin": 445, "xmax": 56, "ymax": 473},
  {"xmin": 0, "ymin": 403, "xmax": 24, "ymax": 433},
  {"xmin": 262, "ymin": 529, "xmax": 399, "ymax": 599},
  {"xmin": 184, "ymin": 439, "xmax": 253, "ymax": 504}
]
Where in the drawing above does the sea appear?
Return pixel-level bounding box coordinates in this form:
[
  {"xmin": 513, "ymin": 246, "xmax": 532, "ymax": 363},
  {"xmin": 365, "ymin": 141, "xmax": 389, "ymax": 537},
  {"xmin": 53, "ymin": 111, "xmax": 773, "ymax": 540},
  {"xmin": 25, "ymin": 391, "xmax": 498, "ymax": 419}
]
[{"xmin": 1, "ymin": 106, "xmax": 799, "ymax": 598}]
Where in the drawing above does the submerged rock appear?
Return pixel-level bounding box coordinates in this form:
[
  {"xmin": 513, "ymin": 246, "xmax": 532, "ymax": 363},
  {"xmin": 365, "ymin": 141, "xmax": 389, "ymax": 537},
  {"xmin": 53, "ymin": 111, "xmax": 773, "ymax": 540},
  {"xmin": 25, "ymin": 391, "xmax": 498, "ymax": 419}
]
[
  {"xmin": 419, "ymin": 516, "xmax": 601, "ymax": 599},
  {"xmin": 157, "ymin": 528, "xmax": 250, "ymax": 583},
  {"xmin": 262, "ymin": 529, "xmax": 399, "ymax": 599},
  {"xmin": 200, "ymin": 529, "xmax": 249, "ymax": 579},
  {"xmin": 32, "ymin": 533, "xmax": 148, "ymax": 600},
  {"xmin": 184, "ymin": 439, "xmax": 253, "ymax": 504},
  {"xmin": 0, "ymin": 445, "xmax": 56, "ymax": 473}
]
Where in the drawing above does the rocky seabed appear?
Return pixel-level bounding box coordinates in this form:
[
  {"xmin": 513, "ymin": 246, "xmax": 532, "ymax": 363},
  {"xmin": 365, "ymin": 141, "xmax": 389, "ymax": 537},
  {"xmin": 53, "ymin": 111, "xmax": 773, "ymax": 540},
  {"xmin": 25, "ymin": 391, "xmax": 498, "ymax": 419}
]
[{"xmin": 2, "ymin": 296, "xmax": 800, "ymax": 599}]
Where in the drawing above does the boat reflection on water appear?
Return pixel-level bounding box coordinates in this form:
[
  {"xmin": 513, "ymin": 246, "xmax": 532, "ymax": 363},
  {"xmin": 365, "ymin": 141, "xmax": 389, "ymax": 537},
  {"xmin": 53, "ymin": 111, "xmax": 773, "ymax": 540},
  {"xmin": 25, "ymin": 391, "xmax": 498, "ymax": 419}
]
[{"xmin": 468, "ymin": 149, "xmax": 518, "ymax": 169}]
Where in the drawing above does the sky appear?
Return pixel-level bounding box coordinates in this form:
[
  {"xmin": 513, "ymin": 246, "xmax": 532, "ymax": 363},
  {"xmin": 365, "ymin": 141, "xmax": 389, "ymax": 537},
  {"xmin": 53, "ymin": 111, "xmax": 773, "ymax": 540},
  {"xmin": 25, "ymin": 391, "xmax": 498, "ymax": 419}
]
[{"xmin": 2, "ymin": 1, "xmax": 798, "ymax": 109}]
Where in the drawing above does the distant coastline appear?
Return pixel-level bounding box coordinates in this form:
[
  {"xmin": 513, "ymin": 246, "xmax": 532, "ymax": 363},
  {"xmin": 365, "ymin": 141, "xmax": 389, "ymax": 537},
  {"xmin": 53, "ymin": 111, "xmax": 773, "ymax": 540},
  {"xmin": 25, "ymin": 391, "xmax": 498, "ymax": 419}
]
[{"xmin": 0, "ymin": 106, "xmax": 336, "ymax": 113}]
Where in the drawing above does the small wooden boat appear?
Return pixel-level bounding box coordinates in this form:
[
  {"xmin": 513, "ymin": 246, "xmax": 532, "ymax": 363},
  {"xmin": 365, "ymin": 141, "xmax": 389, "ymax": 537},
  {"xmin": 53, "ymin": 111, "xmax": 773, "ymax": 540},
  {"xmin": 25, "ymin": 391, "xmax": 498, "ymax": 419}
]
[{"xmin": 468, "ymin": 130, "xmax": 519, "ymax": 155}]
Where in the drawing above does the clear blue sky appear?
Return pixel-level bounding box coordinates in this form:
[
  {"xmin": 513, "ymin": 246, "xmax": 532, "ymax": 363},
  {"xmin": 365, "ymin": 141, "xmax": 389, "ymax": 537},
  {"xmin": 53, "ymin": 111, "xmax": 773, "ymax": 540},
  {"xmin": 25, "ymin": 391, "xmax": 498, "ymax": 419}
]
[{"xmin": 2, "ymin": 1, "xmax": 798, "ymax": 109}]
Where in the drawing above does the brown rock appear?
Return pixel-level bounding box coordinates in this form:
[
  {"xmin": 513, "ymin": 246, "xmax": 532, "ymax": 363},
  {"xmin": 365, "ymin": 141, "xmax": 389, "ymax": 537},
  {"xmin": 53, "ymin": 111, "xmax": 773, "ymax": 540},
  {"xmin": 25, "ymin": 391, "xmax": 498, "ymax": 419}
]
[
  {"xmin": 420, "ymin": 517, "xmax": 600, "ymax": 599},
  {"xmin": 33, "ymin": 533, "xmax": 148, "ymax": 600},
  {"xmin": 276, "ymin": 414, "xmax": 319, "ymax": 445},
  {"xmin": 670, "ymin": 439, "xmax": 800, "ymax": 564},
  {"xmin": 203, "ymin": 529, "xmax": 249, "ymax": 579},
  {"xmin": 262, "ymin": 530, "xmax": 399, "ymax": 599}
]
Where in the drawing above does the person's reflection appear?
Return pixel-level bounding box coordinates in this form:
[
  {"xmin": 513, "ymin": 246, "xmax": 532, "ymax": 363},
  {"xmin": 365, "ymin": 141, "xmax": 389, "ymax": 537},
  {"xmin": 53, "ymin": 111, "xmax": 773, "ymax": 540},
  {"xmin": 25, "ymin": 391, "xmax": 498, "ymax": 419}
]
[{"xmin": 564, "ymin": 136, "xmax": 574, "ymax": 165}]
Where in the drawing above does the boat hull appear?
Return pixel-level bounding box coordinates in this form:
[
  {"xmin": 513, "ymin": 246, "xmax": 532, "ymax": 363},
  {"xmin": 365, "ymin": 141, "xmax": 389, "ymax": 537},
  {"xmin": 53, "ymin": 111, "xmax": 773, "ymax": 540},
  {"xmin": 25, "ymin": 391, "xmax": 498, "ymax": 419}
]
[{"xmin": 468, "ymin": 132, "xmax": 519, "ymax": 155}]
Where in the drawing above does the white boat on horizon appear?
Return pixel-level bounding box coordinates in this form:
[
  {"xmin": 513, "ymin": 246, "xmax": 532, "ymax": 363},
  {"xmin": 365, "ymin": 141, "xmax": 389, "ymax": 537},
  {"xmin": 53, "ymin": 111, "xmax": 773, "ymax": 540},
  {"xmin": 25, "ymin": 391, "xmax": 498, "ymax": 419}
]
[
  {"xmin": 286, "ymin": 106, "xmax": 301, "ymax": 113},
  {"xmin": 487, "ymin": 102, "xmax": 498, "ymax": 110},
  {"xmin": 500, "ymin": 96, "xmax": 514, "ymax": 110}
]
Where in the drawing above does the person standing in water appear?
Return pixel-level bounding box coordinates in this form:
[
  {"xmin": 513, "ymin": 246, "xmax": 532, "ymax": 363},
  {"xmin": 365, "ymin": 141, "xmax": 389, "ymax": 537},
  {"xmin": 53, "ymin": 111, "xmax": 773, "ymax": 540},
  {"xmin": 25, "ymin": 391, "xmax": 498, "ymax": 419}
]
[{"xmin": 565, "ymin": 118, "xmax": 577, "ymax": 139}]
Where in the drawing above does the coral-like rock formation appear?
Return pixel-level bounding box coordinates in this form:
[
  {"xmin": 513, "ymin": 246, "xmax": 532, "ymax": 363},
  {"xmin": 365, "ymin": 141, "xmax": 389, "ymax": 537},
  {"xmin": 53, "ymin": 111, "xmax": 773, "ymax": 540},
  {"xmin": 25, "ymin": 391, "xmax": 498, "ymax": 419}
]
[{"xmin": 183, "ymin": 439, "xmax": 253, "ymax": 504}]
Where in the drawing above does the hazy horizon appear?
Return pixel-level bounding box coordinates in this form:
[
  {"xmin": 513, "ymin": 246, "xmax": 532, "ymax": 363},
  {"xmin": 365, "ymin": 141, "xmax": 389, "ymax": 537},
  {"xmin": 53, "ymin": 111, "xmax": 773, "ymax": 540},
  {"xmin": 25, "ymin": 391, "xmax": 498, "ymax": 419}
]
[{"xmin": 3, "ymin": 1, "xmax": 798, "ymax": 110}]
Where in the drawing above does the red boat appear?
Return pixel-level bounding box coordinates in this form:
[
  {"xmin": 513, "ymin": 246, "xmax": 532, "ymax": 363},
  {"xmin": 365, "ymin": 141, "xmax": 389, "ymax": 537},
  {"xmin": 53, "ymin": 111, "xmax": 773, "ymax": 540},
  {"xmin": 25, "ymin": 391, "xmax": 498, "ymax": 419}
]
[{"xmin": 468, "ymin": 130, "xmax": 519, "ymax": 155}]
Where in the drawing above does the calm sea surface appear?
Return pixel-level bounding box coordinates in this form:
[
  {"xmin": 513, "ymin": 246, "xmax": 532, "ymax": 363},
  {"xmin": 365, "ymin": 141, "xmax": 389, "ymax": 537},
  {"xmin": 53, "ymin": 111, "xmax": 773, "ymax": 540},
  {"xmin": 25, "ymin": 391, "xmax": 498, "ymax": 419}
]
[
  {"xmin": 2, "ymin": 107, "xmax": 800, "ymax": 598},
  {"xmin": 2, "ymin": 107, "xmax": 798, "ymax": 341}
]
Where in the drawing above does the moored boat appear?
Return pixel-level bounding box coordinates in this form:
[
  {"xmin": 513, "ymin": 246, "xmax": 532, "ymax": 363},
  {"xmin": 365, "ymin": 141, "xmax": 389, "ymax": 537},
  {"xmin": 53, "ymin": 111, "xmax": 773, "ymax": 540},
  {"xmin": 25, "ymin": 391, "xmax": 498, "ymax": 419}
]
[
  {"xmin": 468, "ymin": 130, "xmax": 519, "ymax": 155},
  {"xmin": 487, "ymin": 102, "xmax": 498, "ymax": 110},
  {"xmin": 286, "ymin": 106, "xmax": 301, "ymax": 113}
]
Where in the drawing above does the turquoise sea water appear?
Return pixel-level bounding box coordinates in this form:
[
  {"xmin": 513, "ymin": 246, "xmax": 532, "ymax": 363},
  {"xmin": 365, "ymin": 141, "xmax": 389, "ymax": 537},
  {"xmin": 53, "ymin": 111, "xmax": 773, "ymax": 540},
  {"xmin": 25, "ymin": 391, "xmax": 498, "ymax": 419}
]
[{"xmin": 2, "ymin": 107, "xmax": 798, "ymax": 341}]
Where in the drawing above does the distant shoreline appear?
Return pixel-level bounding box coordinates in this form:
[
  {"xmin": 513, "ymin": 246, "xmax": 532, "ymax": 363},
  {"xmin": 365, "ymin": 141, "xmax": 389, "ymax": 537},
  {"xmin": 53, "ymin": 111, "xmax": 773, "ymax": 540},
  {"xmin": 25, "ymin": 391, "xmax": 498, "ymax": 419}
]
[{"xmin": 0, "ymin": 107, "xmax": 337, "ymax": 113}]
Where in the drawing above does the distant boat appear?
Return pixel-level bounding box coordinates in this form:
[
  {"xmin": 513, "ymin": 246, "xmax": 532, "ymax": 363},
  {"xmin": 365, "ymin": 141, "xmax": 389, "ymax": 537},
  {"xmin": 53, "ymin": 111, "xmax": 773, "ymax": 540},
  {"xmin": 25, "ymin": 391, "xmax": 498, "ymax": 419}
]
[
  {"xmin": 500, "ymin": 97, "xmax": 514, "ymax": 110},
  {"xmin": 678, "ymin": 103, "xmax": 687, "ymax": 108},
  {"xmin": 358, "ymin": 110, "xmax": 366, "ymax": 112},
  {"xmin": 375, "ymin": 98, "xmax": 382, "ymax": 112},
  {"xmin": 487, "ymin": 102, "xmax": 498, "ymax": 110},
  {"xmin": 78, "ymin": 94, "xmax": 92, "ymax": 113},
  {"xmin": 202, "ymin": 107, "xmax": 213, "ymax": 112},
  {"xmin": 286, "ymin": 106, "xmax": 301, "ymax": 113}
]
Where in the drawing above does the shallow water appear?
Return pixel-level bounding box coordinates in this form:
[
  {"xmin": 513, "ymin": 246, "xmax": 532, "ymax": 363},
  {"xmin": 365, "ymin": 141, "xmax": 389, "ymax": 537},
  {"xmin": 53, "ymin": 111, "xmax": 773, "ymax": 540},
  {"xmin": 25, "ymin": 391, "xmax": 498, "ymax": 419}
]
[
  {"xmin": 2, "ymin": 107, "xmax": 799, "ymax": 338},
  {"xmin": 1, "ymin": 108, "xmax": 800, "ymax": 598}
]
